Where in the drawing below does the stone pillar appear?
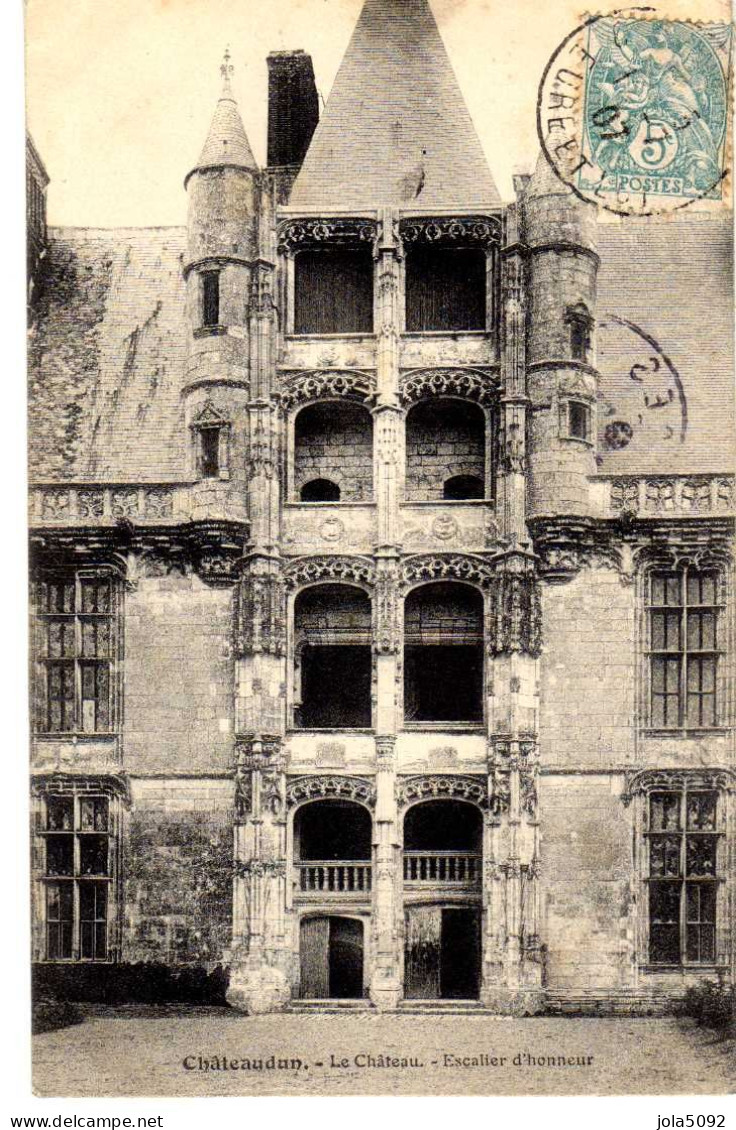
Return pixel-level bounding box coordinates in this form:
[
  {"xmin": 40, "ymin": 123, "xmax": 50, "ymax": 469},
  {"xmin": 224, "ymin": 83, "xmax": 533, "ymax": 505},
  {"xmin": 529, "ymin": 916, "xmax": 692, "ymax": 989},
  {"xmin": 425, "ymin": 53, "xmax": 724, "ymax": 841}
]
[
  {"xmin": 369, "ymin": 738, "xmax": 401, "ymax": 1008},
  {"xmin": 227, "ymin": 736, "xmax": 290, "ymax": 1014}
]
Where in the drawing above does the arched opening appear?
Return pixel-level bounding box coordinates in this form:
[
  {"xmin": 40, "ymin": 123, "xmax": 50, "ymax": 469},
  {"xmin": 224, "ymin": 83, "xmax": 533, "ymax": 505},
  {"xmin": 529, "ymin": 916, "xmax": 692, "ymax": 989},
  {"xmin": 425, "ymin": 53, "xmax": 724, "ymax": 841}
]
[
  {"xmin": 300, "ymin": 478, "xmax": 341, "ymax": 502},
  {"xmin": 294, "ymin": 800, "xmax": 372, "ymax": 862},
  {"xmin": 403, "ymin": 800, "xmax": 482, "ymax": 1001},
  {"xmin": 294, "ymin": 584, "xmax": 372, "ymax": 729},
  {"xmin": 405, "ymin": 399, "xmax": 485, "ymax": 502},
  {"xmin": 443, "ymin": 474, "xmax": 484, "ymax": 501},
  {"xmin": 403, "ymin": 582, "xmax": 484, "ymax": 723},
  {"xmin": 294, "ymin": 401, "xmax": 373, "ymax": 501},
  {"xmin": 404, "ymin": 800, "xmax": 482, "ymax": 854}
]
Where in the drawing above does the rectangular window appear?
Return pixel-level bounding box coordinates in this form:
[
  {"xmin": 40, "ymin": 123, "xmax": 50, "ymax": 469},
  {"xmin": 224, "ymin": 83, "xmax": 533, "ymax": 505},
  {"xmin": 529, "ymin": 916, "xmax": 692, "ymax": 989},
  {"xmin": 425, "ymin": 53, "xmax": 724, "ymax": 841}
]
[
  {"xmin": 41, "ymin": 794, "xmax": 111, "ymax": 961},
  {"xmin": 202, "ymin": 271, "xmax": 220, "ymax": 327},
  {"xmin": 648, "ymin": 790, "xmax": 718, "ymax": 965},
  {"xmin": 294, "ymin": 247, "xmax": 373, "ymax": 335},
  {"xmin": 648, "ymin": 569, "xmax": 720, "ymax": 730},
  {"xmin": 566, "ymin": 400, "xmax": 591, "ymax": 441},
  {"xmin": 199, "ymin": 427, "xmax": 221, "ymax": 478},
  {"xmin": 405, "ymin": 246, "xmax": 486, "ymax": 332},
  {"xmin": 36, "ymin": 572, "xmax": 116, "ymax": 734}
]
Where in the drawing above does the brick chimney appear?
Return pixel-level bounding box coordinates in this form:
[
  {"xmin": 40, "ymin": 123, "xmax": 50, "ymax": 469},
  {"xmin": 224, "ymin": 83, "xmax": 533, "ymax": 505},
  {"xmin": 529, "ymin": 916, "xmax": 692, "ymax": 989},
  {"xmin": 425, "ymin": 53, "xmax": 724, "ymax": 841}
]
[{"xmin": 266, "ymin": 51, "xmax": 319, "ymax": 168}]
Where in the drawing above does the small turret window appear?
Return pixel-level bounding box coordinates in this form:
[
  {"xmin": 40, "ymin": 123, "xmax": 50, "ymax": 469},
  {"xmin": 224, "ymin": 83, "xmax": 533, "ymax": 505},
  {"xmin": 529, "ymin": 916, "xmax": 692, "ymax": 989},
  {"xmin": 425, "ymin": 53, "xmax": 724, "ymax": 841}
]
[
  {"xmin": 566, "ymin": 303, "xmax": 593, "ymax": 362},
  {"xmin": 566, "ymin": 400, "xmax": 591, "ymax": 442},
  {"xmin": 443, "ymin": 474, "xmax": 484, "ymax": 501},
  {"xmin": 191, "ymin": 401, "xmax": 230, "ymax": 480},
  {"xmin": 199, "ymin": 428, "xmax": 221, "ymax": 478},
  {"xmin": 202, "ymin": 270, "xmax": 220, "ymax": 328}
]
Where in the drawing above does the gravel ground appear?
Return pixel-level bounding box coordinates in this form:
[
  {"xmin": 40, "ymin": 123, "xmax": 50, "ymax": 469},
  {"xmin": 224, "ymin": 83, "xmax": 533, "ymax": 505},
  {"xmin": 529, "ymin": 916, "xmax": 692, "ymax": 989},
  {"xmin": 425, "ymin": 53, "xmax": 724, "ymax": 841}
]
[{"xmin": 32, "ymin": 1008, "xmax": 735, "ymax": 1097}]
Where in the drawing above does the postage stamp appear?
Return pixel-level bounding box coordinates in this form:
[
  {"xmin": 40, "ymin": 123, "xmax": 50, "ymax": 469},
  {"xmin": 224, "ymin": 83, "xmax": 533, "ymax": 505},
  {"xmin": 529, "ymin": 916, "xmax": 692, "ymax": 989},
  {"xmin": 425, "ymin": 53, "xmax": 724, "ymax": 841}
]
[{"xmin": 538, "ymin": 8, "xmax": 733, "ymax": 215}]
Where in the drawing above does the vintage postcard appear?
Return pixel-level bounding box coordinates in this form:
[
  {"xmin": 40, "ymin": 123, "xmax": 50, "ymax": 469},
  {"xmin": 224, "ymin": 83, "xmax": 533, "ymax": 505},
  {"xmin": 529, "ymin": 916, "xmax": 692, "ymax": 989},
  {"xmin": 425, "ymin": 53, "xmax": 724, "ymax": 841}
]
[{"xmin": 25, "ymin": 0, "xmax": 735, "ymax": 1100}]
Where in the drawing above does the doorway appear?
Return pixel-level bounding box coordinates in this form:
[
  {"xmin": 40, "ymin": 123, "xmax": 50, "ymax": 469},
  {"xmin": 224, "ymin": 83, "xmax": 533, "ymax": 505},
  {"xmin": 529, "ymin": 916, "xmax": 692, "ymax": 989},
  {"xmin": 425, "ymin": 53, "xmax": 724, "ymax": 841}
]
[
  {"xmin": 404, "ymin": 905, "xmax": 481, "ymax": 999},
  {"xmin": 299, "ymin": 915, "xmax": 365, "ymax": 999}
]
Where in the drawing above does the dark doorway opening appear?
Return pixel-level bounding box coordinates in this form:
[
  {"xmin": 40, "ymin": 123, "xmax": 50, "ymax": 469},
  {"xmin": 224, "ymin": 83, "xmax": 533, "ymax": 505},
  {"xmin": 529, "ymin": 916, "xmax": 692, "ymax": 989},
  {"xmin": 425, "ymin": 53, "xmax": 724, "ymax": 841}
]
[
  {"xmin": 299, "ymin": 916, "xmax": 364, "ymax": 999},
  {"xmin": 443, "ymin": 474, "xmax": 484, "ymax": 500},
  {"xmin": 404, "ymin": 906, "xmax": 481, "ymax": 1000},
  {"xmin": 299, "ymin": 645, "xmax": 371, "ymax": 728}
]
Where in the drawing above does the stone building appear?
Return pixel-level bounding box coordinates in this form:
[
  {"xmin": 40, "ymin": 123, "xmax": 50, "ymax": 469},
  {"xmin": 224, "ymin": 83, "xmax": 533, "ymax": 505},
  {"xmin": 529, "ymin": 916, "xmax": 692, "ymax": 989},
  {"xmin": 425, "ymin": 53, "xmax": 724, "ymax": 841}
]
[{"xmin": 29, "ymin": 0, "xmax": 735, "ymax": 1014}]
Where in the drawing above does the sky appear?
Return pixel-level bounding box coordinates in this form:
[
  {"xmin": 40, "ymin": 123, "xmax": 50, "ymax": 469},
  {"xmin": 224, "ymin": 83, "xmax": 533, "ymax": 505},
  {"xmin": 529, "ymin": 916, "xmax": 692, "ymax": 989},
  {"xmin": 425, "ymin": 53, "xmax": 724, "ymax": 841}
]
[{"xmin": 25, "ymin": 0, "xmax": 727, "ymax": 228}]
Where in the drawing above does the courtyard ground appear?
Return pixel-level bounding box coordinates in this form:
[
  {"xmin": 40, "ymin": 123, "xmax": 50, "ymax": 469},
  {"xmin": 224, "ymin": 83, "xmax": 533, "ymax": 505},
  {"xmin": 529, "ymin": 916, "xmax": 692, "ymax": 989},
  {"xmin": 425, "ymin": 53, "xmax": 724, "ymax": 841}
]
[{"xmin": 32, "ymin": 1007, "xmax": 735, "ymax": 1097}]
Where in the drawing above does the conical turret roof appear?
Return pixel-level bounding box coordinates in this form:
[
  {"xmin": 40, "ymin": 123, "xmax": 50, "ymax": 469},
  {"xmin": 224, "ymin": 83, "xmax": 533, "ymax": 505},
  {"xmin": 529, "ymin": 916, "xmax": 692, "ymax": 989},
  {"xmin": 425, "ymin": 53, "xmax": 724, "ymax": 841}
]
[
  {"xmin": 525, "ymin": 149, "xmax": 572, "ymax": 198},
  {"xmin": 290, "ymin": 0, "xmax": 500, "ymax": 209},
  {"xmin": 186, "ymin": 51, "xmax": 257, "ymax": 185}
]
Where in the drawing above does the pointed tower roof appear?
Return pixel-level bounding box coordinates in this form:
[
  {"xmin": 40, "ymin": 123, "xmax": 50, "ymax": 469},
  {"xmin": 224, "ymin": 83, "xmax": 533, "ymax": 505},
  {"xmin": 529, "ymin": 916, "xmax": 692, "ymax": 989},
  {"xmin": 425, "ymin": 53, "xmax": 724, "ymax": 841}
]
[
  {"xmin": 186, "ymin": 50, "xmax": 257, "ymax": 185},
  {"xmin": 290, "ymin": 0, "xmax": 501, "ymax": 210}
]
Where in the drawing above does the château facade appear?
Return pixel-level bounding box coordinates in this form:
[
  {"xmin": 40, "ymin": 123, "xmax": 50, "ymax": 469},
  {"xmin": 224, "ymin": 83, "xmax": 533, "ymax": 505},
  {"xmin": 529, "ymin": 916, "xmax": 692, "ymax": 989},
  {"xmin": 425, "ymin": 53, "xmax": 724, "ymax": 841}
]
[{"xmin": 28, "ymin": 0, "xmax": 735, "ymax": 1014}]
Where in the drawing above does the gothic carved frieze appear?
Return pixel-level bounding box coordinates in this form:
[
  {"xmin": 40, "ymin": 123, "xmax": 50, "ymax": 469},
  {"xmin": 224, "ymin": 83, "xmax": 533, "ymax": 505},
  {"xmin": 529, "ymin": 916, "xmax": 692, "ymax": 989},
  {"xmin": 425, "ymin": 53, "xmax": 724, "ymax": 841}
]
[
  {"xmin": 236, "ymin": 573, "xmax": 286, "ymax": 657},
  {"xmin": 400, "ymin": 553, "xmax": 496, "ymax": 590},
  {"xmin": 285, "ymin": 775, "xmax": 377, "ymax": 808},
  {"xmin": 399, "ymin": 368, "xmax": 497, "ymax": 407},
  {"xmin": 278, "ymin": 370, "xmax": 375, "ymax": 412},
  {"xmin": 277, "ymin": 218, "xmax": 378, "ymax": 253},
  {"xmin": 283, "ymin": 555, "xmax": 376, "ymax": 590},
  {"xmin": 396, "ymin": 774, "xmax": 488, "ymax": 808},
  {"xmin": 622, "ymin": 767, "xmax": 736, "ymax": 806},
  {"xmin": 399, "ymin": 216, "xmax": 501, "ymax": 246},
  {"xmin": 606, "ymin": 475, "xmax": 735, "ymax": 516}
]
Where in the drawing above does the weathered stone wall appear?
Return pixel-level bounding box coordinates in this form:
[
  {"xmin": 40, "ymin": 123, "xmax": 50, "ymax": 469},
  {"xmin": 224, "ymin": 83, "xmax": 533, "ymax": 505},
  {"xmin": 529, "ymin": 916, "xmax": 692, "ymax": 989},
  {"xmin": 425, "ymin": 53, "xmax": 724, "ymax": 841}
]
[
  {"xmin": 539, "ymin": 567, "xmax": 636, "ymax": 768},
  {"xmin": 123, "ymin": 780, "xmax": 233, "ymax": 964},
  {"xmin": 405, "ymin": 400, "xmax": 485, "ymax": 501},
  {"xmin": 124, "ymin": 574, "xmax": 234, "ymax": 774},
  {"xmin": 293, "ymin": 401, "xmax": 373, "ymax": 500},
  {"xmin": 540, "ymin": 773, "xmax": 634, "ymax": 994}
]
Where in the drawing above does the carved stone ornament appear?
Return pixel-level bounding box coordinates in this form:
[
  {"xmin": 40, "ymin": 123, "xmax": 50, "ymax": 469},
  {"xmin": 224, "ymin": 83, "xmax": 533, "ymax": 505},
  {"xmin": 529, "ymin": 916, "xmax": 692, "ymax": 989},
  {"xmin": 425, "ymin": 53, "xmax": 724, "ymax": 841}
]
[
  {"xmin": 531, "ymin": 519, "xmax": 624, "ymax": 583},
  {"xmin": 285, "ymin": 775, "xmax": 377, "ymax": 808},
  {"xmin": 234, "ymin": 765, "xmax": 253, "ymax": 823},
  {"xmin": 396, "ymin": 774, "xmax": 488, "ymax": 808},
  {"xmin": 278, "ymin": 370, "xmax": 375, "ymax": 412},
  {"xmin": 77, "ymin": 490, "xmax": 105, "ymax": 519},
  {"xmin": 373, "ymin": 571, "xmax": 400, "ymax": 655},
  {"xmin": 234, "ymin": 734, "xmax": 284, "ymax": 768},
  {"xmin": 400, "ymin": 553, "xmax": 496, "ymax": 590},
  {"xmin": 233, "ymin": 860, "xmax": 287, "ymax": 879},
  {"xmin": 284, "ymin": 555, "xmax": 376, "ymax": 590},
  {"xmin": 622, "ymin": 767, "xmax": 736, "ymax": 807},
  {"xmin": 277, "ymin": 218, "xmax": 378, "ymax": 253},
  {"xmin": 237, "ymin": 573, "xmax": 286, "ymax": 657},
  {"xmin": 631, "ymin": 533, "xmax": 733, "ymax": 575},
  {"xmin": 399, "ymin": 368, "xmax": 497, "ymax": 407},
  {"xmin": 489, "ymin": 572, "xmax": 542, "ymax": 658},
  {"xmin": 399, "ymin": 216, "xmax": 501, "ymax": 246}
]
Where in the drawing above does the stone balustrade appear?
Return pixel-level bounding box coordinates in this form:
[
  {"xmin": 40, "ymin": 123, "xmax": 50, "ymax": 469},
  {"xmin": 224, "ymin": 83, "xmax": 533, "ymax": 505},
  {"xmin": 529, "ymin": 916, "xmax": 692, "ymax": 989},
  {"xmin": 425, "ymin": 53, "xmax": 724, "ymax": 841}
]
[
  {"xmin": 403, "ymin": 851, "xmax": 481, "ymax": 885},
  {"xmin": 296, "ymin": 861, "xmax": 372, "ymax": 895},
  {"xmin": 596, "ymin": 474, "xmax": 734, "ymax": 517}
]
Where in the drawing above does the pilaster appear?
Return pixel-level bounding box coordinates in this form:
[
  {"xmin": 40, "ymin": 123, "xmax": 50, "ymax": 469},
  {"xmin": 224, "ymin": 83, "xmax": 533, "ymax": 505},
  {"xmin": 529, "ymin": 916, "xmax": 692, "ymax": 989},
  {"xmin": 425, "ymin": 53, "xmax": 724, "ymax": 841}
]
[{"xmin": 369, "ymin": 737, "xmax": 402, "ymax": 1008}]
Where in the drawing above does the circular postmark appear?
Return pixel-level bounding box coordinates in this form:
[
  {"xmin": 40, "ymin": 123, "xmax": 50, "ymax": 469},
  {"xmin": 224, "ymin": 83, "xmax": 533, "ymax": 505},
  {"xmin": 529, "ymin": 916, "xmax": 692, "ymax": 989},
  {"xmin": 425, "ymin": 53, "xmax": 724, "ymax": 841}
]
[{"xmin": 537, "ymin": 8, "xmax": 731, "ymax": 216}]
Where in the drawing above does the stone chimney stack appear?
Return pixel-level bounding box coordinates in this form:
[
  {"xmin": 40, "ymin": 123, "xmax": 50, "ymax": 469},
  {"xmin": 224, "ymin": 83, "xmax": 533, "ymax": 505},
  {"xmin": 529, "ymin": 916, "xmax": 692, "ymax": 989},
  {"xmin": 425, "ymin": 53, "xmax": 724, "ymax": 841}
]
[{"xmin": 266, "ymin": 51, "xmax": 319, "ymax": 168}]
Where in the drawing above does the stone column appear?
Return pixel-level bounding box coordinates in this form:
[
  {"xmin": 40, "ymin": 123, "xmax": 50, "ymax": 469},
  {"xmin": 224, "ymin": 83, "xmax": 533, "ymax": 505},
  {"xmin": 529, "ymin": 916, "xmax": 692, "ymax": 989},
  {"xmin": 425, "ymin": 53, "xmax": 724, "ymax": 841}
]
[
  {"xmin": 369, "ymin": 209, "xmax": 402, "ymax": 1006},
  {"xmin": 369, "ymin": 738, "xmax": 401, "ymax": 1008},
  {"xmin": 228, "ymin": 736, "xmax": 290, "ymax": 1014}
]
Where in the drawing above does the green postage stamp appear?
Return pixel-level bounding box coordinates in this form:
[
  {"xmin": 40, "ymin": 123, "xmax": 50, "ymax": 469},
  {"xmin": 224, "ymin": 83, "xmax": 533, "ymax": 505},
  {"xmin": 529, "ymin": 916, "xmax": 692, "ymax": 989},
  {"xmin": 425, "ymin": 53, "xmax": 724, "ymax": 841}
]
[{"xmin": 539, "ymin": 11, "xmax": 733, "ymax": 214}]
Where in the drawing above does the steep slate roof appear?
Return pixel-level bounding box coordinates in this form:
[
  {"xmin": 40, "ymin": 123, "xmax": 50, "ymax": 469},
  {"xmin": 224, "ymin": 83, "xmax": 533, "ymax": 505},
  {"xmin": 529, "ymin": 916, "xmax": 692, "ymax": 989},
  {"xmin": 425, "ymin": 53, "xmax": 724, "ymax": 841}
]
[
  {"xmin": 186, "ymin": 68, "xmax": 257, "ymax": 183},
  {"xmin": 289, "ymin": 0, "xmax": 501, "ymax": 210},
  {"xmin": 596, "ymin": 211, "xmax": 734, "ymax": 474},
  {"xmin": 28, "ymin": 228, "xmax": 190, "ymax": 482}
]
